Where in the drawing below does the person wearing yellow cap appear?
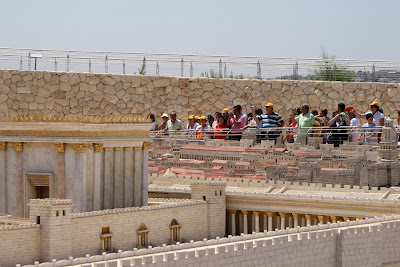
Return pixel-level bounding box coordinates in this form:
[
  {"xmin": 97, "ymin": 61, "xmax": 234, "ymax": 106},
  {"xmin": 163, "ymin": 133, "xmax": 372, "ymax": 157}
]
[
  {"xmin": 186, "ymin": 114, "xmax": 199, "ymax": 138},
  {"xmin": 255, "ymin": 102, "xmax": 284, "ymax": 142},
  {"xmin": 195, "ymin": 115, "xmax": 211, "ymax": 139},
  {"xmin": 222, "ymin": 108, "xmax": 229, "ymax": 125},
  {"xmin": 355, "ymin": 101, "xmax": 385, "ymax": 127}
]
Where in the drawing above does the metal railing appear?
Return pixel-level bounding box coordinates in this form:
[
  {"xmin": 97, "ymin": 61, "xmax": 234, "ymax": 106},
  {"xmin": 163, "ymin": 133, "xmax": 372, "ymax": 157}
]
[
  {"xmin": 149, "ymin": 126, "xmax": 397, "ymax": 145},
  {"xmin": 1, "ymin": 47, "xmax": 400, "ymax": 82}
]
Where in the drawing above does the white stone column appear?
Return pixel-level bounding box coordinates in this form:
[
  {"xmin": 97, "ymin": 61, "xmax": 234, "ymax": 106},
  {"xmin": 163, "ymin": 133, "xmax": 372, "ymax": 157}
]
[
  {"xmin": 253, "ymin": 211, "xmax": 260, "ymax": 233},
  {"xmin": 263, "ymin": 213, "xmax": 267, "ymax": 232},
  {"xmin": 73, "ymin": 143, "xmax": 89, "ymax": 213},
  {"xmin": 242, "ymin": 210, "xmax": 248, "ymax": 234},
  {"xmin": 93, "ymin": 143, "xmax": 103, "ymax": 211},
  {"xmin": 14, "ymin": 142, "xmax": 24, "ymax": 217},
  {"xmin": 314, "ymin": 217, "xmax": 318, "ymax": 225},
  {"xmin": 267, "ymin": 212, "xmax": 273, "ymax": 232},
  {"xmin": 0, "ymin": 142, "xmax": 7, "ymax": 213},
  {"xmin": 305, "ymin": 214, "xmax": 312, "ymax": 227},
  {"xmin": 318, "ymin": 215, "xmax": 325, "ymax": 225},
  {"xmin": 141, "ymin": 142, "xmax": 150, "ymax": 206},
  {"xmin": 276, "ymin": 215, "xmax": 280, "ymax": 230},
  {"xmin": 133, "ymin": 147, "xmax": 142, "ymax": 207},
  {"xmin": 54, "ymin": 143, "xmax": 66, "ymax": 199},
  {"xmin": 123, "ymin": 147, "xmax": 133, "ymax": 207},
  {"xmin": 229, "ymin": 210, "xmax": 236, "ymax": 236},
  {"xmin": 292, "ymin": 213, "xmax": 299, "ymax": 228},
  {"xmin": 103, "ymin": 147, "xmax": 114, "ymax": 209},
  {"xmin": 279, "ymin": 213, "xmax": 286, "ymax": 230},
  {"xmin": 114, "ymin": 148, "xmax": 124, "ymax": 208}
]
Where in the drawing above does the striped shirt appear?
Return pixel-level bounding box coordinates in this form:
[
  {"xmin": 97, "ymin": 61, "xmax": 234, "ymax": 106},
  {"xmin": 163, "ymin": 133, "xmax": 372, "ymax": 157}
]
[{"xmin": 260, "ymin": 112, "xmax": 283, "ymax": 130}]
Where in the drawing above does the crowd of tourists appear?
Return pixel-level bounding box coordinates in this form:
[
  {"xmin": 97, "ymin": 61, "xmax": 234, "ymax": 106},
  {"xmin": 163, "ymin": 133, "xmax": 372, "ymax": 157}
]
[{"xmin": 149, "ymin": 101, "xmax": 396, "ymax": 147}]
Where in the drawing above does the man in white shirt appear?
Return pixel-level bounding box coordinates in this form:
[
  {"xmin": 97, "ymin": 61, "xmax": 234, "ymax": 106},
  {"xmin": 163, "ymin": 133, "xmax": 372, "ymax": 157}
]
[{"xmin": 167, "ymin": 111, "xmax": 184, "ymax": 131}]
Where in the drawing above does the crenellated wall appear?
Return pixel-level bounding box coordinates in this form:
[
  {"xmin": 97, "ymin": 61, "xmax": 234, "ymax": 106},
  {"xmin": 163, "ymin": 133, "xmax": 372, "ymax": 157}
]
[
  {"xmin": 0, "ymin": 69, "xmax": 399, "ymax": 122},
  {"xmin": 18, "ymin": 216, "xmax": 400, "ymax": 267}
]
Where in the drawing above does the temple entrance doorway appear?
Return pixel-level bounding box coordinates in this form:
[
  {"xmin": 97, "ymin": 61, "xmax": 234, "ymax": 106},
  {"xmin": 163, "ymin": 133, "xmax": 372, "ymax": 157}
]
[{"xmin": 24, "ymin": 173, "xmax": 55, "ymax": 217}]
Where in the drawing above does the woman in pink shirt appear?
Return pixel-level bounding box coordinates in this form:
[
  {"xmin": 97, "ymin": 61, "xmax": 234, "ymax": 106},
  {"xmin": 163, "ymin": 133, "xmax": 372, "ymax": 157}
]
[{"xmin": 227, "ymin": 105, "xmax": 246, "ymax": 141}]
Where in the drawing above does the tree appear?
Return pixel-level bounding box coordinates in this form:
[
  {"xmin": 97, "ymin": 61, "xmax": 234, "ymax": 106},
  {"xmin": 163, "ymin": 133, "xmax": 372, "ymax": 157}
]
[
  {"xmin": 313, "ymin": 49, "xmax": 356, "ymax": 82},
  {"xmin": 138, "ymin": 57, "xmax": 146, "ymax": 75}
]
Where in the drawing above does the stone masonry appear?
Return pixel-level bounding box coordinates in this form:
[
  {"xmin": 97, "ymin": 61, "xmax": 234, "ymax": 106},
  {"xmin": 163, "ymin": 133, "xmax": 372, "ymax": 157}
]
[{"xmin": 0, "ymin": 70, "xmax": 399, "ymax": 122}]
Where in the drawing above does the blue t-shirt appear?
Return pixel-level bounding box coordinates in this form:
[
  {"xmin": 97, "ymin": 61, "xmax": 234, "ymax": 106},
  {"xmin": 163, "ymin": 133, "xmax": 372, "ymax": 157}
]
[
  {"xmin": 361, "ymin": 122, "xmax": 379, "ymax": 143},
  {"xmin": 259, "ymin": 112, "xmax": 283, "ymax": 131}
]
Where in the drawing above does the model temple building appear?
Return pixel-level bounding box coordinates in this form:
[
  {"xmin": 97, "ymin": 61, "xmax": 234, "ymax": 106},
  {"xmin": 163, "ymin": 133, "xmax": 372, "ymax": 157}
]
[{"xmin": 2, "ymin": 113, "xmax": 400, "ymax": 267}]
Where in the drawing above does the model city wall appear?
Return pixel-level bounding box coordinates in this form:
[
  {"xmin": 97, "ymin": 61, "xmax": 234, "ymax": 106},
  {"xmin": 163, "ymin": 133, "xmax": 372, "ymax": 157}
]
[{"xmin": 0, "ymin": 69, "xmax": 399, "ymax": 121}]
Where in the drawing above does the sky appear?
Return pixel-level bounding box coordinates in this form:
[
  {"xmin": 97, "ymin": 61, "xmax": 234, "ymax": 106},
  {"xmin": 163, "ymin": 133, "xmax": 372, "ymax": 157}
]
[{"xmin": 1, "ymin": 0, "xmax": 399, "ymax": 61}]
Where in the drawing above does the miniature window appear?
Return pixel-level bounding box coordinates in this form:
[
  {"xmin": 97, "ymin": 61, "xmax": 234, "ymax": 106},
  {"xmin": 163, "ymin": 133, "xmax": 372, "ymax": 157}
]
[
  {"xmin": 63, "ymin": 210, "xmax": 66, "ymax": 216},
  {"xmin": 56, "ymin": 211, "xmax": 59, "ymax": 216},
  {"xmin": 36, "ymin": 216, "xmax": 40, "ymax": 224},
  {"xmin": 170, "ymin": 219, "xmax": 181, "ymax": 243},
  {"xmin": 203, "ymin": 196, "xmax": 206, "ymax": 201},
  {"xmin": 137, "ymin": 223, "xmax": 149, "ymax": 247},
  {"xmin": 100, "ymin": 227, "xmax": 113, "ymax": 252}
]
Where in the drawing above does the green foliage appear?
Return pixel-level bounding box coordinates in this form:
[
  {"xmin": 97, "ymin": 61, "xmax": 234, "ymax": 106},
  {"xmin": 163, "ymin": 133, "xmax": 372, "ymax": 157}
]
[
  {"xmin": 200, "ymin": 69, "xmax": 247, "ymax": 79},
  {"xmin": 313, "ymin": 49, "xmax": 356, "ymax": 82},
  {"xmin": 200, "ymin": 69, "xmax": 222, "ymax": 78},
  {"xmin": 138, "ymin": 57, "xmax": 146, "ymax": 75}
]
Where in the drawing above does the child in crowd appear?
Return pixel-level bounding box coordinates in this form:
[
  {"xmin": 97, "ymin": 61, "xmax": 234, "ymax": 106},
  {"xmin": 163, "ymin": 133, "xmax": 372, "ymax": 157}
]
[{"xmin": 359, "ymin": 113, "xmax": 378, "ymax": 143}]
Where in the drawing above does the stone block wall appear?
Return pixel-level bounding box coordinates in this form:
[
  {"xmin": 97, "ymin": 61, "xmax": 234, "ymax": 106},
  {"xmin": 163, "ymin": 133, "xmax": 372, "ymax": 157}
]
[
  {"xmin": 0, "ymin": 69, "xmax": 399, "ymax": 123},
  {"xmin": 0, "ymin": 226, "xmax": 41, "ymax": 267},
  {"xmin": 27, "ymin": 217, "xmax": 400, "ymax": 267},
  {"xmin": 70, "ymin": 201, "xmax": 208, "ymax": 258}
]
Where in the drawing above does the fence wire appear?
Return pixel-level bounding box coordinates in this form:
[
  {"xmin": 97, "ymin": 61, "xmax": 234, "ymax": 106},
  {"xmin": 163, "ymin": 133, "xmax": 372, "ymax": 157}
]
[{"xmin": 1, "ymin": 47, "xmax": 400, "ymax": 82}]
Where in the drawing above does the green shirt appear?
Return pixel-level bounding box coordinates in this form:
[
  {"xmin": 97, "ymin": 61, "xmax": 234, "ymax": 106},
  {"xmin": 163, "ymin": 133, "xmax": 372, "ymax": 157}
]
[
  {"xmin": 340, "ymin": 111, "xmax": 349, "ymax": 120},
  {"xmin": 295, "ymin": 113, "xmax": 316, "ymax": 137}
]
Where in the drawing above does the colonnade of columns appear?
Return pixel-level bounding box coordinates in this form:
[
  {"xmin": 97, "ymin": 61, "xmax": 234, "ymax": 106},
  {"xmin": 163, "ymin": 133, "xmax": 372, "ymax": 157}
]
[
  {"xmin": 0, "ymin": 141, "xmax": 151, "ymax": 217},
  {"xmin": 227, "ymin": 209, "xmax": 363, "ymax": 236}
]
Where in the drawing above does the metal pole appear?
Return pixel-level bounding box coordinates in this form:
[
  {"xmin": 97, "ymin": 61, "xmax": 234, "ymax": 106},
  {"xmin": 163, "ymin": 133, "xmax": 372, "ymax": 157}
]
[
  {"xmin": 28, "ymin": 51, "xmax": 31, "ymax": 70},
  {"xmin": 180, "ymin": 58, "xmax": 184, "ymax": 77},
  {"xmin": 66, "ymin": 53, "xmax": 70, "ymax": 72},
  {"xmin": 89, "ymin": 59, "xmax": 92, "ymax": 73},
  {"xmin": 105, "ymin": 54, "xmax": 108, "ymax": 73},
  {"xmin": 123, "ymin": 60, "xmax": 126, "ymax": 74},
  {"xmin": 156, "ymin": 62, "xmax": 159, "ymax": 76},
  {"xmin": 219, "ymin": 59, "xmax": 222, "ymax": 78},
  {"xmin": 190, "ymin": 63, "xmax": 193, "ymax": 77},
  {"xmin": 372, "ymin": 64, "xmax": 375, "ymax": 82},
  {"xmin": 54, "ymin": 58, "xmax": 57, "ymax": 71},
  {"xmin": 257, "ymin": 60, "xmax": 261, "ymax": 79},
  {"xmin": 34, "ymin": 58, "xmax": 37, "ymax": 71},
  {"xmin": 19, "ymin": 57, "xmax": 23, "ymax": 70},
  {"xmin": 224, "ymin": 64, "xmax": 227, "ymax": 78}
]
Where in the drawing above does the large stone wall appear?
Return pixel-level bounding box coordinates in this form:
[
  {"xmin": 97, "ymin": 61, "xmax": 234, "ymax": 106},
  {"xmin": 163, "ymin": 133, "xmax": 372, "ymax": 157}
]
[
  {"xmin": 0, "ymin": 69, "xmax": 399, "ymax": 122},
  {"xmin": 20, "ymin": 217, "xmax": 400, "ymax": 267}
]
